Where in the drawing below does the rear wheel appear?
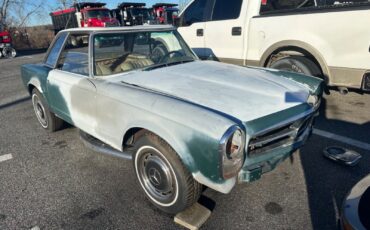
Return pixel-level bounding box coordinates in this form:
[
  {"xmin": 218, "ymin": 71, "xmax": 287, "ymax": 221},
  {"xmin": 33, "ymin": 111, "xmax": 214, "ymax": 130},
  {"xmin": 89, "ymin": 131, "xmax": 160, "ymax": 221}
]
[
  {"xmin": 133, "ymin": 131, "xmax": 202, "ymax": 214},
  {"xmin": 32, "ymin": 89, "xmax": 63, "ymax": 132},
  {"xmin": 269, "ymin": 56, "xmax": 321, "ymax": 77}
]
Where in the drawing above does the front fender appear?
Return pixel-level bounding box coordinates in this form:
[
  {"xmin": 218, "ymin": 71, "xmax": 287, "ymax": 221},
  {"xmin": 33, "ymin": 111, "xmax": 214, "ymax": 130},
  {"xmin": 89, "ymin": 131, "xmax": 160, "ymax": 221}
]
[
  {"xmin": 94, "ymin": 81, "xmax": 242, "ymax": 194},
  {"xmin": 248, "ymin": 66, "xmax": 324, "ymax": 96},
  {"xmin": 122, "ymin": 115, "xmax": 238, "ymax": 194},
  {"xmin": 270, "ymin": 69, "xmax": 324, "ymax": 96}
]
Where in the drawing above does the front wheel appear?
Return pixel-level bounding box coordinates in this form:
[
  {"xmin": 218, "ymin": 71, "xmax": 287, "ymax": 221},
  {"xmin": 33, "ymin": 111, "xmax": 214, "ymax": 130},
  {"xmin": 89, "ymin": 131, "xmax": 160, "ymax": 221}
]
[{"xmin": 133, "ymin": 131, "xmax": 202, "ymax": 214}]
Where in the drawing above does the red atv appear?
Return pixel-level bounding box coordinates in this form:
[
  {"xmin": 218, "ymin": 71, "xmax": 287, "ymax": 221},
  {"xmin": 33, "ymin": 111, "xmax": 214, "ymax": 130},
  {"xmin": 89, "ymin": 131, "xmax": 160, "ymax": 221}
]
[{"xmin": 0, "ymin": 30, "xmax": 16, "ymax": 58}]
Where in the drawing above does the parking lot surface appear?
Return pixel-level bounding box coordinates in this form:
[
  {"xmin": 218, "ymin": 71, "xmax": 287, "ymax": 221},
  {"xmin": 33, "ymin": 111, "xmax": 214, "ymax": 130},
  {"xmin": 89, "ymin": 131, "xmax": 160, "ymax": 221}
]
[{"xmin": 0, "ymin": 53, "xmax": 369, "ymax": 230}]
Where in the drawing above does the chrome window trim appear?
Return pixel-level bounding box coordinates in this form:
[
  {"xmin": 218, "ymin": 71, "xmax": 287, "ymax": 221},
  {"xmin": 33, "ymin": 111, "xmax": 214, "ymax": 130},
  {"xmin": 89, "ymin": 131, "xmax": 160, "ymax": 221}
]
[
  {"xmin": 90, "ymin": 28, "xmax": 195, "ymax": 78},
  {"xmin": 44, "ymin": 32, "xmax": 69, "ymax": 69},
  {"xmin": 53, "ymin": 32, "xmax": 92, "ymax": 78}
]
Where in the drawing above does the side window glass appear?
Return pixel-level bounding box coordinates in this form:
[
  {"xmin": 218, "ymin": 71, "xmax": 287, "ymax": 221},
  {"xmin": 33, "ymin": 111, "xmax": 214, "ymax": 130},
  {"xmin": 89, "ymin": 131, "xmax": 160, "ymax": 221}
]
[
  {"xmin": 45, "ymin": 33, "xmax": 67, "ymax": 67},
  {"xmin": 212, "ymin": 0, "xmax": 242, "ymax": 21},
  {"xmin": 133, "ymin": 33, "xmax": 151, "ymax": 56},
  {"xmin": 181, "ymin": 0, "xmax": 207, "ymax": 26},
  {"xmin": 57, "ymin": 34, "xmax": 90, "ymax": 76}
]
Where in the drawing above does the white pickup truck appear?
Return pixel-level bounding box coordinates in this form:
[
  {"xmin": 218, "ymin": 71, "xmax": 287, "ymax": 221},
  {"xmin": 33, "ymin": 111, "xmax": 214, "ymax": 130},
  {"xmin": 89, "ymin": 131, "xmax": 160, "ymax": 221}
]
[{"xmin": 177, "ymin": 0, "xmax": 370, "ymax": 93}]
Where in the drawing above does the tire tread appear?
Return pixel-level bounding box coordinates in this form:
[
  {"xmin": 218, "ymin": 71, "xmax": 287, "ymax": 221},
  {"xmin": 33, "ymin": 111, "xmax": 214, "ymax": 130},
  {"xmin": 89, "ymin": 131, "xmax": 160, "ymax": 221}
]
[{"xmin": 134, "ymin": 131, "xmax": 202, "ymax": 213}]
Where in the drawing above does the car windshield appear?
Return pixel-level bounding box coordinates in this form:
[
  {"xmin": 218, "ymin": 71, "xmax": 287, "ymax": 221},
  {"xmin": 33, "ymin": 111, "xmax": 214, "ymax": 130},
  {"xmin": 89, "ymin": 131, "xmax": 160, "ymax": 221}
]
[
  {"xmin": 87, "ymin": 10, "xmax": 111, "ymax": 18},
  {"xmin": 93, "ymin": 30, "xmax": 197, "ymax": 76}
]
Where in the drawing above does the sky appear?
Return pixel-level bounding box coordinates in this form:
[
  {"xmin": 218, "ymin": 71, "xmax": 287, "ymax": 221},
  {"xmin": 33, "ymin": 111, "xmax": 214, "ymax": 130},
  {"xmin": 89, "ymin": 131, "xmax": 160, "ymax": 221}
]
[{"xmin": 30, "ymin": 0, "xmax": 182, "ymax": 26}]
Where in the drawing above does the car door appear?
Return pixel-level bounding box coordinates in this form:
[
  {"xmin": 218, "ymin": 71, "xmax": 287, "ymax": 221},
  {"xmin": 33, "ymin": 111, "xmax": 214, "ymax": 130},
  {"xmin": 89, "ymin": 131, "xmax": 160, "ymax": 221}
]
[
  {"xmin": 47, "ymin": 33, "xmax": 97, "ymax": 134},
  {"xmin": 177, "ymin": 0, "xmax": 211, "ymax": 59},
  {"xmin": 203, "ymin": 0, "xmax": 246, "ymax": 64}
]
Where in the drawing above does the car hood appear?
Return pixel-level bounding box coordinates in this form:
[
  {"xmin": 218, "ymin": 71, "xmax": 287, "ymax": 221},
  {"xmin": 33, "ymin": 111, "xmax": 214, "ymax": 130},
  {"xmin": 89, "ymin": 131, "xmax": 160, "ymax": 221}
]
[{"xmin": 109, "ymin": 61, "xmax": 310, "ymax": 122}]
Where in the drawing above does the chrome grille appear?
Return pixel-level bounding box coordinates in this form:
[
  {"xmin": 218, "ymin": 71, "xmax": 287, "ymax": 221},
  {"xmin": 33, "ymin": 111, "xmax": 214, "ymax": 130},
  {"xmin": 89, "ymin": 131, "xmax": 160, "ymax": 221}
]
[{"xmin": 248, "ymin": 115, "xmax": 313, "ymax": 157}]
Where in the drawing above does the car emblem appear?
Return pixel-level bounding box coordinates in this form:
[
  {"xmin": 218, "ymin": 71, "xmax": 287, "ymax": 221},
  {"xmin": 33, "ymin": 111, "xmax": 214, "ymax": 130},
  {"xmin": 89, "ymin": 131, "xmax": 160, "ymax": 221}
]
[{"xmin": 149, "ymin": 168, "xmax": 161, "ymax": 186}]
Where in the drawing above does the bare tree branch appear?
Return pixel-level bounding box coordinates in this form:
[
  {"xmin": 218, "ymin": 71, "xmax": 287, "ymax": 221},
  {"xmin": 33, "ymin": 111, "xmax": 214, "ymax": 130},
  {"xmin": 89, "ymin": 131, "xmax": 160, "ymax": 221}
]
[
  {"xmin": 0, "ymin": 0, "xmax": 45, "ymax": 29},
  {"xmin": 16, "ymin": 3, "xmax": 43, "ymax": 28},
  {"xmin": 0, "ymin": 0, "xmax": 11, "ymax": 28}
]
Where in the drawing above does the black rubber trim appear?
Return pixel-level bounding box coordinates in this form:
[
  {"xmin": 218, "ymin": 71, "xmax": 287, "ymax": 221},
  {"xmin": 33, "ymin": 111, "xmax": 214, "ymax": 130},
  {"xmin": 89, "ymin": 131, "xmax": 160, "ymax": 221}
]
[
  {"xmin": 256, "ymin": 3, "xmax": 370, "ymax": 18},
  {"xmin": 80, "ymin": 130, "xmax": 132, "ymax": 160}
]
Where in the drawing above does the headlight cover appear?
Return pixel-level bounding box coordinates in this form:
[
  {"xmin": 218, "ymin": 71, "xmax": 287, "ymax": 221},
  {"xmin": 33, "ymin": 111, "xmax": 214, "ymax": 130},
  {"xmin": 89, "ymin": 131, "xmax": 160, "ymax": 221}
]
[{"xmin": 220, "ymin": 126, "xmax": 246, "ymax": 179}]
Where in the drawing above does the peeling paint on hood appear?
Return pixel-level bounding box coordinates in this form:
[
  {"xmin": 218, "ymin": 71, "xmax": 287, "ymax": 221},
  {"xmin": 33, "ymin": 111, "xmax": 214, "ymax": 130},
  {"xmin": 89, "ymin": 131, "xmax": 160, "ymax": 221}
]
[{"xmin": 108, "ymin": 61, "xmax": 310, "ymax": 122}]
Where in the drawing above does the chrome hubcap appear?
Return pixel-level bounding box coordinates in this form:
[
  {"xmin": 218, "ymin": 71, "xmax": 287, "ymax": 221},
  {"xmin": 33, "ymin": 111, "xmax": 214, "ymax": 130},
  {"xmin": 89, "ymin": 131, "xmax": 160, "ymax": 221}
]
[
  {"xmin": 136, "ymin": 147, "xmax": 177, "ymax": 205},
  {"xmin": 32, "ymin": 94, "xmax": 48, "ymax": 128}
]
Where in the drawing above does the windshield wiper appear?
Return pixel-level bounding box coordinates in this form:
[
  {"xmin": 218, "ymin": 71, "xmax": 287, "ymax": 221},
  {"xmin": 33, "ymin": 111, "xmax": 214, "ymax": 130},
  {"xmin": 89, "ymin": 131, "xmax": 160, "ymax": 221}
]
[{"xmin": 143, "ymin": 59, "xmax": 195, "ymax": 71}]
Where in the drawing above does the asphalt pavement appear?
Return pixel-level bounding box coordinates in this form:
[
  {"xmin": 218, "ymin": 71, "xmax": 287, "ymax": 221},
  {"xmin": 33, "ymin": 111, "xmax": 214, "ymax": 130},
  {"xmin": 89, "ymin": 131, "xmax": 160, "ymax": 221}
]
[{"xmin": 0, "ymin": 53, "xmax": 369, "ymax": 230}]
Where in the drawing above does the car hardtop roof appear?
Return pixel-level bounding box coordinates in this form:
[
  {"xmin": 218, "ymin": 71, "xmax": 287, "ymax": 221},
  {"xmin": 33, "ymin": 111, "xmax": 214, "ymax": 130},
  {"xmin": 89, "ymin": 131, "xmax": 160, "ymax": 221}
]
[{"xmin": 60, "ymin": 25, "xmax": 175, "ymax": 33}]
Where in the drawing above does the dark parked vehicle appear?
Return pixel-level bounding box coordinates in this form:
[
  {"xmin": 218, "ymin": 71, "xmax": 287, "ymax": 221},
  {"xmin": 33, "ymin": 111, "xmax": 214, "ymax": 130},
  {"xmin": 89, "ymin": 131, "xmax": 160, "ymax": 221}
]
[{"xmin": 112, "ymin": 2, "xmax": 155, "ymax": 26}]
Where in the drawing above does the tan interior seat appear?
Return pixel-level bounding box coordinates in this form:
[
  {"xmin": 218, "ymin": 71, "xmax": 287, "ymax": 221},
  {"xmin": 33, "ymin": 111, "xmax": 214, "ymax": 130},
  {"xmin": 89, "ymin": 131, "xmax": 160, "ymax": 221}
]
[
  {"xmin": 96, "ymin": 61, "xmax": 113, "ymax": 76},
  {"xmin": 114, "ymin": 54, "xmax": 154, "ymax": 73},
  {"xmin": 95, "ymin": 54, "xmax": 154, "ymax": 76}
]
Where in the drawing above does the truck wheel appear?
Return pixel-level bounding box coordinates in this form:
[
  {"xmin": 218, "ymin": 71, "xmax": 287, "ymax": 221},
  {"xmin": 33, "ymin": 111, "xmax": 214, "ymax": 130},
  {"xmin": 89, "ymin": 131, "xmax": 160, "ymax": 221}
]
[
  {"xmin": 151, "ymin": 43, "xmax": 168, "ymax": 64},
  {"xmin": 2, "ymin": 47, "xmax": 17, "ymax": 58},
  {"xmin": 269, "ymin": 56, "xmax": 321, "ymax": 77},
  {"xmin": 133, "ymin": 131, "xmax": 202, "ymax": 214},
  {"xmin": 32, "ymin": 89, "xmax": 63, "ymax": 132}
]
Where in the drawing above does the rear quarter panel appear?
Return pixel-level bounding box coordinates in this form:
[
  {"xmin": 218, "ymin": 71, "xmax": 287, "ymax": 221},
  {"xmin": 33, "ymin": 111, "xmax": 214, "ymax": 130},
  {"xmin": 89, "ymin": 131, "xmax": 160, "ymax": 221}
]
[{"xmin": 21, "ymin": 64, "xmax": 52, "ymax": 99}]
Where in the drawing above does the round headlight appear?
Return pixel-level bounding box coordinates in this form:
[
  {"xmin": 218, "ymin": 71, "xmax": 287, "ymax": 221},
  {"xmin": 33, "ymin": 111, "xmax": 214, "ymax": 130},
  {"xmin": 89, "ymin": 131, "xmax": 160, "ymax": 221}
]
[
  {"xmin": 220, "ymin": 126, "xmax": 246, "ymax": 179},
  {"xmin": 226, "ymin": 129, "xmax": 243, "ymax": 159}
]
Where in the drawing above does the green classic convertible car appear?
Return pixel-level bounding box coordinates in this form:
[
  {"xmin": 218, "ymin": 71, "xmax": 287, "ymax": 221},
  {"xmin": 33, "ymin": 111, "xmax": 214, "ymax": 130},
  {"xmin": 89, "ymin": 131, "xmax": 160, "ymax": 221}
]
[{"xmin": 21, "ymin": 25, "xmax": 323, "ymax": 214}]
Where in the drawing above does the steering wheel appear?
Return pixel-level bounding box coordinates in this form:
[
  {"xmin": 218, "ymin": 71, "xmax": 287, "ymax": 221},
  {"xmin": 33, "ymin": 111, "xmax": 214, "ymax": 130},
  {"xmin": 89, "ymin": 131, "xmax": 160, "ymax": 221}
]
[{"xmin": 158, "ymin": 51, "xmax": 183, "ymax": 63}]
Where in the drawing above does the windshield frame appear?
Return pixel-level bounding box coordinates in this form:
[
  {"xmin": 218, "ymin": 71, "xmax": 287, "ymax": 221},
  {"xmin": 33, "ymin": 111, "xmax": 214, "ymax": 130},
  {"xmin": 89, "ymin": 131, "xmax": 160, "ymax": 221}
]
[
  {"xmin": 90, "ymin": 28, "xmax": 198, "ymax": 78},
  {"xmin": 86, "ymin": 9, "xmax": 111, "ymax": 19}
]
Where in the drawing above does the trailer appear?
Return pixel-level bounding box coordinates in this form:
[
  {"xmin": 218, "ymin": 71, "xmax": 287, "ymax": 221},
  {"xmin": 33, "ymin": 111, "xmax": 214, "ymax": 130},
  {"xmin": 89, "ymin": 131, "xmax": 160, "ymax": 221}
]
[{"xmin": 50, "ymin": 2, "xmax": 119, "ymax": 34}]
